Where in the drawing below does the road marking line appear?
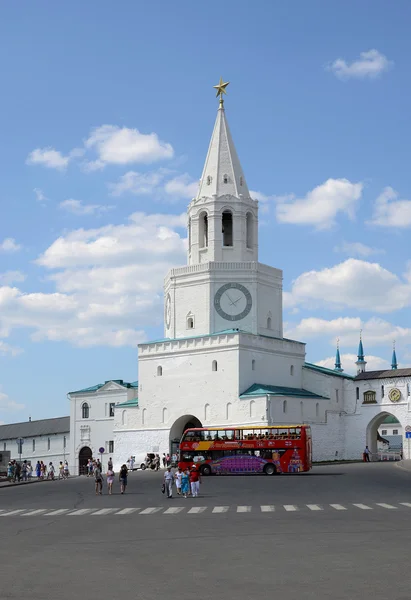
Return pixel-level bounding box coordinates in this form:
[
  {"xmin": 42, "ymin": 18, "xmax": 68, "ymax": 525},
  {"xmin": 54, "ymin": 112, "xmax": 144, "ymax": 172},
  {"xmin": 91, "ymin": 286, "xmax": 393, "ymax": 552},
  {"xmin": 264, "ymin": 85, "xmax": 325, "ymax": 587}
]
[
  {"xmin": 69, "ymin": 509, "xmax": 94, "ymax": 515},
  {"xmin": 188, "ymin": 507, "xmax": 207, "ymax": 514},
  {"xmin": 139, "ymin": 507, "xmax": 162, "ymax": 514},
  {"xmin": 1, "ymin": 509, "xmax": 25, "ymax": 516},
  {"xmin": 43, "ymin": 509, "xmax": 70, "ymax": 516},
  {"xmin": 306, "ymin": 504, "xmax": 323, "ymax": 511},
  {"xmin": 330, "ymin": 504, "xmax": 347, "ymax": 511},
  {"xmin": 237, "ymin": 506, "xmax": 251, "ymax": 513},
  {"xmin": 91, "ymin": 508, "xmax": 118, "ymax": 515},
  {"xmin": 260, "ymin": 505, "xmax": 275, "ymax": 512},
  {"xmin": 353, "ymin": 503, "xmax": 372, "ymax": 510},
  {"xmin": 115, "ymin": 508, "xmax": 140, "ymax": 515},
  {"xmin": 375, "ymin": 503, "xmax": 397, "ymax": 509},
  {"xmin": 212, "ymin": 506, "xmax": 229, "ymax": 513},
  {"xmin": 22, "ymin": 509, "xmax": 47, "ymax": 516},
  {"xmin": 164, "ymin": 507, "xmax": 185, "ymax": 514},
  {"xmin": 399, "ymin": 503, "xmax": 411, "ymax": 508},
  {"xmin": 283, "ymin": 505, "xmax": 298, "ymax": 511}
]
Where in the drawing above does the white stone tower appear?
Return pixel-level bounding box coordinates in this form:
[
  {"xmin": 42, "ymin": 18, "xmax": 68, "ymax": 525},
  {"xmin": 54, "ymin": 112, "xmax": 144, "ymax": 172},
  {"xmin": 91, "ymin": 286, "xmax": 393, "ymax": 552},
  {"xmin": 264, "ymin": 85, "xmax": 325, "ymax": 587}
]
[{"xmin": 164, "ymin": 79, "xmax": 283, "ymax": 339}]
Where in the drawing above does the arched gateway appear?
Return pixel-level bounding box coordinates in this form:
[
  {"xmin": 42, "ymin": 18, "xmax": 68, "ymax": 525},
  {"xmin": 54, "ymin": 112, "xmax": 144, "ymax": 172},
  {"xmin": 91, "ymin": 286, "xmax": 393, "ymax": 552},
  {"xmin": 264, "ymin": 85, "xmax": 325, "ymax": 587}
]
[
  {"xmin": 169, "ymin": 414, "xmax": 202, "ymax": 456},
  {"xmin": 366, "ymin": 412, "xmax": 403, "ymax": 459},
  {"xmin": 78, "ymin": 446, "xmax": 92, "ymax": 475}
]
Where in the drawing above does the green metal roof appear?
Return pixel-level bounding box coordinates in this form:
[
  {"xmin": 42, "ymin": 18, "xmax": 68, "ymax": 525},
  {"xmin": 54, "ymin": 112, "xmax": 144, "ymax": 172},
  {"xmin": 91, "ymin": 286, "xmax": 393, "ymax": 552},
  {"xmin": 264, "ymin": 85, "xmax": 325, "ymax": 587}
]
[
  {"xmin": 381, "ymin": 415, "xmax": 400, "ymax": 424},
  {"xmin": 304, "ymin": 363, "xmax": 355, "ymax": 380},
  {"xmin": 69, "ymin": 380, "xmax": 138, "ymax": 394},
  {"xmin": 240, "ymin": 383, "xmax": 329, "ymax": 400},
  {"xmin": 116, "ymin": 397, "xmax": 139, "ymax": 408}
]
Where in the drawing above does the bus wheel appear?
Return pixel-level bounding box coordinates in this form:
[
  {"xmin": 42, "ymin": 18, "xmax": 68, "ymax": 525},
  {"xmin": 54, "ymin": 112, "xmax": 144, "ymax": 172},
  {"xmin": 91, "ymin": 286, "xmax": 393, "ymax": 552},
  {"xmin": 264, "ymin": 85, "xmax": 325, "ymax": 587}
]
[
  {"xmin": 200, "ymin": 465, "xmax": 212, "ymax": 476},
  {"xmin": 264, "ymin": 464, "xmax": 276, "ymax": 476}
]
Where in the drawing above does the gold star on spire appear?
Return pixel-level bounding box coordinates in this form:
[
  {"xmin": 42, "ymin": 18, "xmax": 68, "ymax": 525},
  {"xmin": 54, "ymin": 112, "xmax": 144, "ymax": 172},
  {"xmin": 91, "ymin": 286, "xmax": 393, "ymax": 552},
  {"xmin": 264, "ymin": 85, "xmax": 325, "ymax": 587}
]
[{"xmin": 213, "ymin": 77, "xmax": 230, "ymax": 107}]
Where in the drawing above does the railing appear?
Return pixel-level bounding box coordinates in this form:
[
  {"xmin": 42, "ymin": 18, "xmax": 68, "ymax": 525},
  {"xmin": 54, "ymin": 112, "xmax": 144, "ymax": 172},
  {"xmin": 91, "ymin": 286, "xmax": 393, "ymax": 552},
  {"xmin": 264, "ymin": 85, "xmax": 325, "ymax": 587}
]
[{"xmin": 376, "ymin": 451, "xmax": 402, "ymax": 462}]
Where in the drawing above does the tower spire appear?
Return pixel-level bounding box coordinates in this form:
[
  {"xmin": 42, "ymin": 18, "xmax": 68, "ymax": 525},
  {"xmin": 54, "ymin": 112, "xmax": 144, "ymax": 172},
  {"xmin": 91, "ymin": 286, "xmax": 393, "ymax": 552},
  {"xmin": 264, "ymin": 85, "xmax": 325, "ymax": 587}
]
[
  {"xmin": 391, "ymin": 340, "xmax": 398, "ymax": 370},
  {"xmin": 196, "ymin": 78, "xmax": 249, "ymax": 201},
  {"xmin": 355, "ymin": 330, "xmax": 367, "ymax": 374},
  {"xmin": 334, "ymin": 338, "xmax": 343, "ymax": 372}
]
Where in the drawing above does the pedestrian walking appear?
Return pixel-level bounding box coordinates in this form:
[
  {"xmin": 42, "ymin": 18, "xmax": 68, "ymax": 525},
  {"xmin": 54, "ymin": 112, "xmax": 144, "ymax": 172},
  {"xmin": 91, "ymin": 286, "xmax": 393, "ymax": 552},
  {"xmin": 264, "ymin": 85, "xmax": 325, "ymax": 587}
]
[
  {"xmin": 364, "ymin": 446, "xmax": 371, "ymax": 462},
  {"xmin": 7, "ymin": 462, "xmax": 13, "ymax": 482},
  {"xmin": 162, "ymin": 453, "xmax": 166, "ymax": 468},
  {"xmin": 15, "ymin": 462, "xmax": 21, "ymax": 483},
  {"xmin": 166, "ymin": 453, "xmax": 171, "ymax": 467},
  {"xmin": 164, "ymin": 466, "xmax": 174, "ymax": 498},
  {"xmin": 108, "ymin": 457, "xmax": 113, "ymax": 471},
  {"xmin": 119, "ymin": 464, "xmax": 128, "ymax": 494},
  {"xmin": 154, "ymin": 454, "xmax": 160, "ymax": 471},
  {"xmin": 40, "ymin": 461, "xmax": 45, "ymax": 480},
  {"xmin": 48, "ymin": 462, "xmax": 55, "ymax": 480},
  {"xmin": 58, "ymin": 462, "xmax": 64, "ymax": 479},
  {"xmin": 63, "ymin": 461, "xmax": 69, "ymax": 478},
  {"xmin": 35, "ymin": 461, "xmax": 41, "ymax": 480},
  {"xmin": 21, "ymin": 460, "xmax": 28, "ymax": 482},
  {"xmin": 175, "ymin": 467, "xmax": 183, "ymax": 495},
  {"xmin": 28, "ymin": 463, "xmax": 33, "ymax": 479},
  {"xmin": 181, "ymin": 468, "xmax": 190, "ymax": 499},
  {"xmin": 94, "ymin": 462, "xmax": 103, "ymax": 495},
  {"xmin": 190, "ymin": 465, "xmax": 201, "ymax": 497},
  {"xmin": 106, "ymin": 466, "xmax": 114, "ymax": 495}
]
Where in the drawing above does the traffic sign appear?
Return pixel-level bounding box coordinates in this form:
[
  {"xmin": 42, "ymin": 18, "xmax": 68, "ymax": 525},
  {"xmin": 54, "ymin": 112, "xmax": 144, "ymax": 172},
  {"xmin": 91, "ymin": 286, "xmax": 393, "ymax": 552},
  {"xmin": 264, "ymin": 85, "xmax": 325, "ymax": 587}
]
[
  {"xmin": 405, "ymin": 432, "xmax": 411, "ymax": 439},
  {"xmin": 16, "ymin": 438, "xmax": 24, "ymax": 445},
  {"xmin": 406, "ymin": 426, "xmax": 411, "ymax": 432},
  {"xmin": 99, "ymin": 447, "xmax": 105, "ymax": 454}
]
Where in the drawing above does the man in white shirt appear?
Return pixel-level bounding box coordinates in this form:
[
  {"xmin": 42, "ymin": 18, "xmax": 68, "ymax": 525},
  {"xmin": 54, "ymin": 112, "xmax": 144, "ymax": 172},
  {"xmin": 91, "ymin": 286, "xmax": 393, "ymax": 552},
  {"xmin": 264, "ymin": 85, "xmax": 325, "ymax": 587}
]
[{"xmin": 164, "ymin": 467, "xmax": 174, "ymax": 498}]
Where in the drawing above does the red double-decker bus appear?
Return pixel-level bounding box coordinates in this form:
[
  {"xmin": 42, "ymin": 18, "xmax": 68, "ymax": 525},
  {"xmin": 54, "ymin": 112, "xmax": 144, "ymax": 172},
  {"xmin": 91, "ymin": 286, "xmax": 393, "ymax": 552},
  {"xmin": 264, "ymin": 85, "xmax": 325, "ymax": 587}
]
[{"xmin": 178, "ymin": 425, "xmax": 312, "ymax": 475}]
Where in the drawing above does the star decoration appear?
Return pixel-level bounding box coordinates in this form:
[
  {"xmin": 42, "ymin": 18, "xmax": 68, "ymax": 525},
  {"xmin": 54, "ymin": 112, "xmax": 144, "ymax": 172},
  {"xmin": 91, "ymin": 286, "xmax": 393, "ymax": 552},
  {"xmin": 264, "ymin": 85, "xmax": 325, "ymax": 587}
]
[{"xmin": 213, "ymin": 77, "xmax": 230, "ymax": 99}]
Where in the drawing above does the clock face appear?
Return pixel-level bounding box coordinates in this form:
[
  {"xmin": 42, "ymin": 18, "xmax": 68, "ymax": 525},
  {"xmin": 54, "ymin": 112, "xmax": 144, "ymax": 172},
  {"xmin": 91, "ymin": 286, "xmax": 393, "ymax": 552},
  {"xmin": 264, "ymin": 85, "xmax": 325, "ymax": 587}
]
[
  {"xmin": 214, "ymin": 283, "xmax": 252, "ymax": 322},
  {"xmin": 165, "ymin": 294, "xmax": 171, "ymax": 328},
  {"xmin": 389, "ymin": 388, "xmax": 401, "ymax": 403}
]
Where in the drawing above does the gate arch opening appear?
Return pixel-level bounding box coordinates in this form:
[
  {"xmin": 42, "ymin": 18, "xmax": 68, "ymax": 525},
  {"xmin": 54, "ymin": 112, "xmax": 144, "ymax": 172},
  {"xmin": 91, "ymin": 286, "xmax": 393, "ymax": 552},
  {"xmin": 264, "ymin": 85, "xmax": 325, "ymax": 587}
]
[
  {"xmin": 366, "ymin": 412, "xmax": 402, "ymax": 460},
  {"xmin": 79, "ymin": 446, "xmax": 92, "ymax": 475},
  {"xmin": 169, "ymin": 414, "xmax": 202, "ymax": 457}
]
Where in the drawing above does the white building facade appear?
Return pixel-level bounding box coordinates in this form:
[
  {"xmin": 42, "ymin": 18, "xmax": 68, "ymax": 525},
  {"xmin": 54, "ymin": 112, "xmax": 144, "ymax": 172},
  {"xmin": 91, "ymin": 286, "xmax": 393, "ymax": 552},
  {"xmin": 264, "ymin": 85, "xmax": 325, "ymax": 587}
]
[{"xmin": 62, "ymin": 86, "xmax": 411, "ymax": 471}]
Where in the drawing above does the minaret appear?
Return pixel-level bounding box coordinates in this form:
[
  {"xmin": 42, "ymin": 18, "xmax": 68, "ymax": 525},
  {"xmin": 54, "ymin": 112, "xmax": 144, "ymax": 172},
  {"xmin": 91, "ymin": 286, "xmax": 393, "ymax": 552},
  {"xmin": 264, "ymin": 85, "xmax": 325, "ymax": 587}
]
[
  {"xmin": 391, "ymin": 341, "xmax": 398, "ymax": 370},
  {"xmin": 334, "ymin": 339, "xmax": 343, "ymax": 372},
  {"xmin": 187, "ymin": 77, "xmax": 258, "ymax": 265},
  {"xmin": 355, "ymin": 331, "xmax": 367, "ymax": 374}
]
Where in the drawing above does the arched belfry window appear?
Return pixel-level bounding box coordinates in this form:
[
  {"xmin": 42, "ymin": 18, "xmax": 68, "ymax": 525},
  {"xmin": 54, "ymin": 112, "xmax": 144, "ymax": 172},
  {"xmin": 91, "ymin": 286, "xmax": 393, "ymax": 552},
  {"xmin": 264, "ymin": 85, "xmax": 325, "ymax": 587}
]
[
  {"xmin": 199, "ymin": 212, "xmax": 208, "ymax": 249},
  {"xmin": 157, "ymin": 366, "xmax": 163, "ymax": 377},
  {"xmin": 246, "ymin": 213, "xmax": 253, "ymax": 249},
  {"xmin": 187, "ymin": 316, "xmax": 194, "ymax": 329},
  {"xmin": 82, "ymin": 403, "xmax": 89, "ymax": 419},
  {"xmin": 212, "ymin": 360, "xmax": 218, "ymax": 372},
  {"xmin": 222, "ymin": 210, "xmax": 233, "ymax": 247},
  {"xmin": 267, "ymin": 316, "xmax": 272, "ymax": 330}
]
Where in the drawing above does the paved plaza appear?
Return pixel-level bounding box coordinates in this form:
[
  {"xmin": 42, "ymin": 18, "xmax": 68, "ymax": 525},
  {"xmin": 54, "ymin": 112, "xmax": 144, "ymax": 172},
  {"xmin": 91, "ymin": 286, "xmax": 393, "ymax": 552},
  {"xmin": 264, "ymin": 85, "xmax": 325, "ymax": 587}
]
[{"xmin": 0, "ymin": 462, "xmax": 410, "ymax": 600}]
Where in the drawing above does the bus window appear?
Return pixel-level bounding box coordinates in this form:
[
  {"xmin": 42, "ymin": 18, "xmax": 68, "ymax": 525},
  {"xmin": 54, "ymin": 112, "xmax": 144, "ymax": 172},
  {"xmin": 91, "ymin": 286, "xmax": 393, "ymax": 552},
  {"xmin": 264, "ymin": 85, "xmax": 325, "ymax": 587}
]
[
  {"xmin": 234, "ymin": 429, "xmax": 242, "ymax": 440},
  {"xmin": 261, "ymin": 449, "xmax": 273, "ymax": 459},
  {"xmin": 295, "ymin": 428, "xmax": 301, "ymax": 439},
  {"xmin": 225, "ymin": 430, "xmax": 235, "ymax": 440}
]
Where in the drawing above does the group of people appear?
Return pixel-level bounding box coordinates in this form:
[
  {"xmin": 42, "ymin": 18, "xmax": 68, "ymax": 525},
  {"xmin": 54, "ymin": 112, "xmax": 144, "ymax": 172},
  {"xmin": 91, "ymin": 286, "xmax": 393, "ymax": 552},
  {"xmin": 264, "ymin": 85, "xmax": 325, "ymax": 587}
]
[
  {"xmin": 7, "ymin": 459, "xmax": 69, "ymax": 482},
  {"xmin": 163, "ymin": 465, "xmax": 201, "ymax": 499},
  {"xmin": 92, "ymin": 457, "xmax": 129, "ymax": 496}
]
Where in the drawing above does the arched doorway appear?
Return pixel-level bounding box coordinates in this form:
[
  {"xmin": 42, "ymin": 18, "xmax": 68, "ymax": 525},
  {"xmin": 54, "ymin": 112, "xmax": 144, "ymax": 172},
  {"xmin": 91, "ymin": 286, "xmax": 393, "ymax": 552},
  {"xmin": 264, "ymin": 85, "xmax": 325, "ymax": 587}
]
[
  {"xmin": 169, "ymin": 414, "xmax": 202, "ymax": 456},
  {"xmin": 79, "ymin": 446, "xmax": 92, "ymax": 475},
  {"xmin": 366, "ymin": 412, "xmax": 402, "ymax": 460}
]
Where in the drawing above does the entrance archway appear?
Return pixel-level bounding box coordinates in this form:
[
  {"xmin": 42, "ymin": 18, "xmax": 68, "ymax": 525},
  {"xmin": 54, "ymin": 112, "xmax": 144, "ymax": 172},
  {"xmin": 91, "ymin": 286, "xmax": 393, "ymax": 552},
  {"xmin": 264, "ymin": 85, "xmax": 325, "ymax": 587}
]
[
  {"xmin": 79, "ymin": 446, "xmax": 92, "ymax": 475},
  {"xmin": 366, "ymin": 412, "xmax": 402, "ymax": 460},
  {"xmin": 169, "ymin": 414, "xmax": 202, "ymax": 456}
]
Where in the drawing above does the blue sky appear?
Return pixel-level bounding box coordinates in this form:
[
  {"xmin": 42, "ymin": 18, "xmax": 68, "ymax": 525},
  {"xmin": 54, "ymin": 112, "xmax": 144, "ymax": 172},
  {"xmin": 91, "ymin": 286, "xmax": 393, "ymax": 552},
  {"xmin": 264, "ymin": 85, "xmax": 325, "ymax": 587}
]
[{"xmin": 1, "ymin": 1, "xmax": 411, "ymax": 423}]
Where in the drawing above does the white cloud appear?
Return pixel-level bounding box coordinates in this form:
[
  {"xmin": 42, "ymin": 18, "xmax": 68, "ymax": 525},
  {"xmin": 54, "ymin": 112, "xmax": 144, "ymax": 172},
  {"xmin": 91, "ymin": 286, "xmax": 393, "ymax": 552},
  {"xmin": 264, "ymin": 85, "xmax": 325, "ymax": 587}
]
[
  {"xmin": 108, "ymin": 170, "xmax": 168, "ymax": 197},
  {"xmin": 285, "ymin": 259, "xmax": 411, "ymax": 313},
  {"xmin": 164, "ymin": 174, "xmax": 198, "ymax": 199},
  {"xmin": 328, "ymin": 49, "xmax": 393, "ymax": 80},
  {"xmin": 369, "ymin": 186, "xmax": 411, "ymax": 228},
  {"xmin": 334, "ymin": 241, "xmax": 385, "ymax": 257},
  {"xmin": 84, "ymin": 125, "xmax": 174, "ymax": 167},
  {"xmin": 59, "ymin": 199, "xmax": 115, "ymax": 216},
  {"xmin": 316, "ymin": 354, "xmax": 391, "ymax": 375},
  {"xmin": 33, "ymin": 188, "xmax": 48, "ymax": 204},
  {"xmin": 0, "ymin": 212, "xmax": 187, "ymax": 348},
  {"xmin": 0, "ymin": 388, "xmax": 25, "ymax": 411},
  {"xmin": 275, "ymin": 179, "xmax": 363, "ymax": 229},
  {"xmin": 0, "ymin": 238, "xmax": 21, "ymax": 253},
  {"xmin": 26, "ymin": 147, "xmax": 70, "ymax": 170},
  {"xmin": 0, "ymin": 271, "xmax": 26, "ymax": 286},
  {"xmin": 0, "ymin": 340, "xmax": 23, "ymax": 357},
  {"xmin": 285, "ymin": 316, "xmax": 411, "ymax": 349}
]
